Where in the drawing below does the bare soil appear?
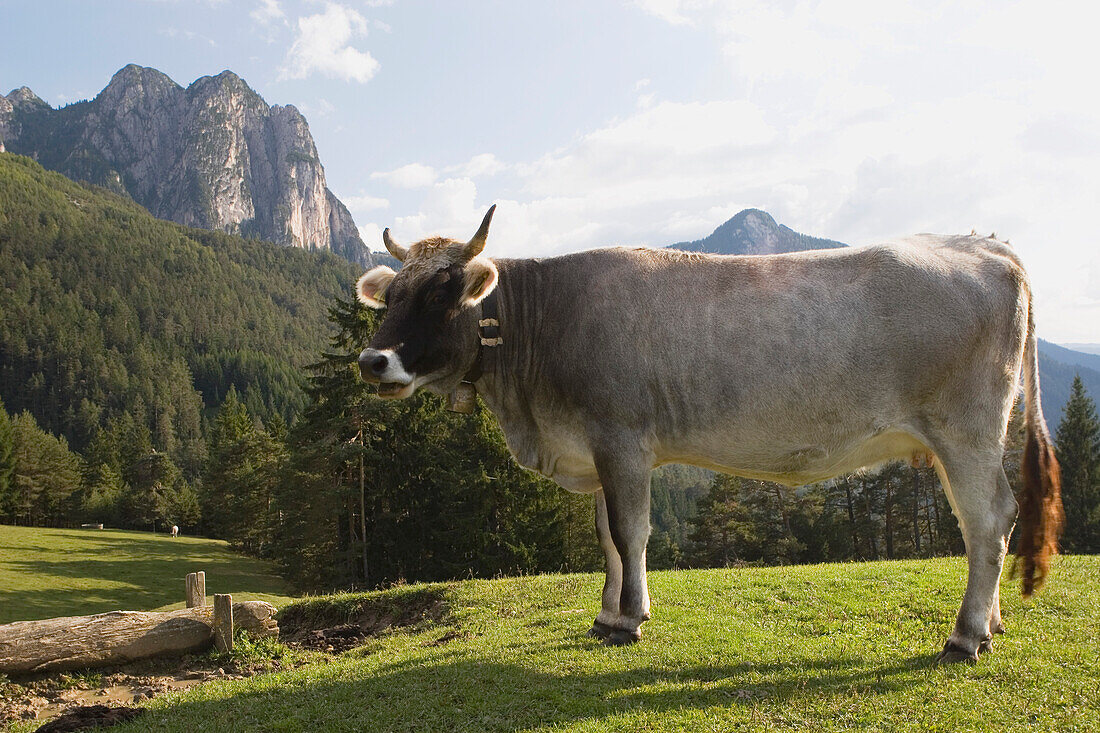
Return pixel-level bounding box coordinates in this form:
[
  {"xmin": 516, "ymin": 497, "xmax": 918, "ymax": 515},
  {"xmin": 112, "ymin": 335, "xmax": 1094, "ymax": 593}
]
[
  {"xmin": 1, "ymin": 652, "xmax": 285, "ymax": 729},
  {"xmin": 2, "ymin": 590, "xmax": 450, "ymax": 731}
]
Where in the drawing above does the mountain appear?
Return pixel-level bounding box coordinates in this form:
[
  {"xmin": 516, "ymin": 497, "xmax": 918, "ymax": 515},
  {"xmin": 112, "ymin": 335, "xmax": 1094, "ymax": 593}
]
[
  {"xmin": 1040, "ymin": 340, "xmax": 1100, "ymax": 373},
  {"xmin": 669, "ymin": 208, "xmax": 846, "ymax": 255},
  {"xmin": 673, "ymin": 209, "xmax": 1098, "ymax": 428},
  {"xmin": 0, "ymin": 152, "xmax": 358, "ymax": 468},
  {"xmin": 1061, "ymin": 343, "xmax": 1100, "ymax": 356},
  {"xmin": 1036, "ymin": 340, "xmax": 1100, "ymax": 427},
  {"xmin": 0, "ymin": 65, "xmax": 372, "ymax": 266}
]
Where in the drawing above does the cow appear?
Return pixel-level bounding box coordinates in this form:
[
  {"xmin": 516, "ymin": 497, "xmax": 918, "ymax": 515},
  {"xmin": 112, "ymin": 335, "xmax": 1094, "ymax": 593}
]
[
  {"xmin": 170, "ymin": 525, "xmax": 179, "ymax": 538},
  {"xmin": 355, "ymin": 206, "xmax": 1062, "ymax": 663}
]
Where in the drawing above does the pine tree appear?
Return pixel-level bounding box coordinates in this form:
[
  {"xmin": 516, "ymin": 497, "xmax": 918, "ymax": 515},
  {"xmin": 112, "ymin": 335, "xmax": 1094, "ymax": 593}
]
[
  {"xmin": 81, "ymin": 463, "xmax": 127, "ymax": 527},
  {"xmin": 272, "ymin": 295, "xmax": 596, "ymax": 592},
  {"xmin": 202, "ymin": 387, "xmax": 284, "ymax": 552},
  {"xmin": 1054, "ymin": 375, "xmax": 1100, "ymax": 553},
  {"xmin": 0, "ymin": 399, "xmax": 15, "ymax": 520},
  {"xmin": 123, "ymin": 451, "xmax": 180, "ymax": 531},
  {"xmin": 688, "ymin": 474, "xmax": 755, "ymax": 567}
]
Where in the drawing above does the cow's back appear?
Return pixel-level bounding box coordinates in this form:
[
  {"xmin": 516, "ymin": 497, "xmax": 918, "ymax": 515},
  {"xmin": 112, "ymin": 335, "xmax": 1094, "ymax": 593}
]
[{"xmin": 487, "ymin": 235, "xmax": 1028, "ymax": 484}]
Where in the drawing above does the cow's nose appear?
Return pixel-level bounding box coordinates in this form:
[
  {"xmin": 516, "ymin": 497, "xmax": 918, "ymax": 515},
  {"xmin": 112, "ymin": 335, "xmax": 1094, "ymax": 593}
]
[{"xmin": 358, "ymin": 349, "xmax": 388, "ymax": 380}]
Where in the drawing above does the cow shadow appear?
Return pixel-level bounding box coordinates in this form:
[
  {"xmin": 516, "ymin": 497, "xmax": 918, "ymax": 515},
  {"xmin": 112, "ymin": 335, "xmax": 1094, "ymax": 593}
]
[{"xmin": 110, "ymin": 644, "xmax": 937, "ymax": 732}]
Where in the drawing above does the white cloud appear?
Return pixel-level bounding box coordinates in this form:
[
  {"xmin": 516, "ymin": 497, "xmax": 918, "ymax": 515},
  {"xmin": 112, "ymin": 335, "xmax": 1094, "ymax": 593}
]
[
  {"xmin": 278, "ymin": 3, "xmax": 380, "ymax": 84},
  {"xmin": 297, "ymin": 98, "xmax": 336, "ymax": 118},
  {"xmin": 344, "ymin": 194, "xmax": 390, "ymax": 211},
  {"xmin": 358, "ymin": 222, "xmax": 384, "ymax": 250},
  {"xmin": 370, "ymin": 163, "xmax": 438, "ymax": 188},
  {"xmin": 159, "ymin": 27, "xmax": 217, "ymax": 46},
  {"xmin": 450, "ymin": 153, "xmax": 507, "ymax": 178},
  {"xmin": 631, "ymin": 0, "xmax": 703, "ymax": 26},
  {"xmin": 251, "ymin": 0, "xmax": 285, "ymax": 26}
]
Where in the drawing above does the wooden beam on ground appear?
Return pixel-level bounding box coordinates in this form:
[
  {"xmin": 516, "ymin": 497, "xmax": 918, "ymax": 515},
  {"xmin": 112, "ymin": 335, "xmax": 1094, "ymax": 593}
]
[
  {"xmin": 0, "ymin": 601, "xmax": 276, "ymax": 675},
  {"xmin": 213, "ymin": 594, "xmax": 233, "ymax": 653},
  {"xmin": 185, "ymin": 571, "xmax": 206, "ymax": 608}
]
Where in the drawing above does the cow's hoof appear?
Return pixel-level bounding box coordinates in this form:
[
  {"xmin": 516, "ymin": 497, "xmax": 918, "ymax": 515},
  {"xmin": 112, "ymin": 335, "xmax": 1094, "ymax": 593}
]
[
  {"xmin": 978, "ymin": 635, "xmax": 994, "ymax": 655},
  {"xmin": 935, "ymin": 640, "xmax": 979, "ymax": 665},
  {"xmin": 587, "ymin": 621, "xmax": 613, "ymax": 640},
  {"xmin": 603, "ymin": 628, "xmax": 641, "ymax": 646}
]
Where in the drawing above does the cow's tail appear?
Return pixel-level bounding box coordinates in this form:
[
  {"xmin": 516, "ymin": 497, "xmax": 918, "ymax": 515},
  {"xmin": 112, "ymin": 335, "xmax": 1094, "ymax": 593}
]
[{"xmin": 1013, "ymin": 293, "xmax": 1064, "ymax": 597}]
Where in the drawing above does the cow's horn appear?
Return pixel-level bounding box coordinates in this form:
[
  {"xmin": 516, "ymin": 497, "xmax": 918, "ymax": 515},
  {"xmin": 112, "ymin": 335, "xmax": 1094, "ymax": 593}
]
[
  {"xmin": 464, "ymin": 205, "xmax": 497, "ymax": 260},
  {"xmin": 382, "ymin": 228, "xmax": 407, "ymax": 262}
]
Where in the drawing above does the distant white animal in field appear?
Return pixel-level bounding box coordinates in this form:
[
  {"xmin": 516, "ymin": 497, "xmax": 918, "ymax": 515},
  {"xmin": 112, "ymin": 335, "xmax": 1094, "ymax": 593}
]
[{"xmin": 170, "ymin": 525, "xmax": 179, "ymax": 538}]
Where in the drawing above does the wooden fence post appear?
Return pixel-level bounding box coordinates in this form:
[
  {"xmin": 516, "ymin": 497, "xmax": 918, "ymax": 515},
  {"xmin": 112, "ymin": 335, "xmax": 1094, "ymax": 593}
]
[
  {"xmin": 213, "ymin": 594, "xmax": 233, "ymax": 653},
  {"xmin": 185, "ymin": 571, "xmax": 206, "ymax": 608}
]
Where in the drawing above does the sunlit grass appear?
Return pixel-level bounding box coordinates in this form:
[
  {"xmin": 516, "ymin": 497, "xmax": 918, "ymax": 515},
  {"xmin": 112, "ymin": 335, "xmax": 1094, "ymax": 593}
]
[
  {"xmin": 93, "ymin": 555, "xmax": 1100, "ymax": 732},
  {"xmin": 0, "ymin": 525, "xmax": 294, "ymax": 624}
]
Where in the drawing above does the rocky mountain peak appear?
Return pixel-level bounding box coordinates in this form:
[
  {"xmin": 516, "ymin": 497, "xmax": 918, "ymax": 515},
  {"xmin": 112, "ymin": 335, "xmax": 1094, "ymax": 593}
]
[
  {"xmin": 5, "ymin": 86, "xmax": 47, "ymax": 109},
  {"xmin": 100, "ymin": 65, "xmax": 180, "ymax": 105},
  {"xmin": 2, "ymin": 65, "xmax": 372, "ymax": 266},
  {"xmin": 670, "ymin": 208, "xmax": 846, "ymax": 256}
]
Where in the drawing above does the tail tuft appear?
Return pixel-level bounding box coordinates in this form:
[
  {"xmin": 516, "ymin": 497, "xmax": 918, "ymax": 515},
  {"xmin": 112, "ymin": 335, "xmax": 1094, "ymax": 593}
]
[
  {"xmin": 1013, "ymin": 416, "xmax": 1063, "ymax": 597},
  {"xmin": 1011, "ymin": 283, "xmax": 1064, "ymax": 597}
]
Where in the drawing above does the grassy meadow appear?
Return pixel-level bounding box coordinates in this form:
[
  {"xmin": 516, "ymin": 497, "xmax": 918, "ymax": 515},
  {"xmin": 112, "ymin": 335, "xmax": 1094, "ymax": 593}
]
[
  {"xmin": 74, "ymin": 555, "xmax": 1100, "ymax": 732},
  {"xmin": 0, "ymin": 525, "xmax": 294, "ymax": 624}
]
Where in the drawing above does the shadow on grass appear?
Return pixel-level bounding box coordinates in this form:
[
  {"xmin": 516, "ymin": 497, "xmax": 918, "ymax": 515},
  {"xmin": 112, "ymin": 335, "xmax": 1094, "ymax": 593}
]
[{"xmin": 115, "ymin": 646, "xmax": 937, "ymax": 732}]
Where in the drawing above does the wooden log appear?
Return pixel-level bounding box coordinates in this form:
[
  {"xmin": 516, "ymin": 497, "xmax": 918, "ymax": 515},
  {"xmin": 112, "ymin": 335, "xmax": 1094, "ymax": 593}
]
[
  {"xmin": 213, "ymin": 594, "xmax": 233, "ymax": 653},
  {"xmin": 185, "ymin": 571, "xmax": 206, "ymax": 608},
  {"xmin": 0, "ymin": 601, "xmax": 277, "ymax": 675}
]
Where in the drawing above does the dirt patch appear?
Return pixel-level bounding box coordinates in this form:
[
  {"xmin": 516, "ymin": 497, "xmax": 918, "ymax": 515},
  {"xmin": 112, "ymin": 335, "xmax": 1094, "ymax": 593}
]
[
  {"xmin": 33, "ymin": 704, "xmax": 144, "ymax": 732},
  {"xmin": 0, "ymin": 657, "xmax": 280, "ymax": 728},
  {"xmin": 279, "ymin": 587, "xmax": 448, "ymax": 653},
  {"xmin": 2, "ymin": 590, "xmax": 451, "ymax": 727}
]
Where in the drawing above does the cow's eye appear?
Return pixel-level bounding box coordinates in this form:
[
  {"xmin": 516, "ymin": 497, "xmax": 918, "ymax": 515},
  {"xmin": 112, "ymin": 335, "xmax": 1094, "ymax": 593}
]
[{"xmin": 429, "ymin": 291, "xmax": 448, "ymax": 308}]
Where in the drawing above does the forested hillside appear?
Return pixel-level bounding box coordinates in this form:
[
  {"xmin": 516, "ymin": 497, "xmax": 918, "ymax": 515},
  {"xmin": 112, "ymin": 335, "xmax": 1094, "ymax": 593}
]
[
  {"xmin": 0, "ymin": 152, "xmax": 601, "ymax": 587},
  {"xmin": 0, "ymin": 152, "xmax": 356, "ymax": 458}
]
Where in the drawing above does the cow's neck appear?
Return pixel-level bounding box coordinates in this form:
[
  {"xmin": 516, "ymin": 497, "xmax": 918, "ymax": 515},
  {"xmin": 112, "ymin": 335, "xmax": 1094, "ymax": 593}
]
[{"xmin": 467, "ymin": 258, "xmax": 548, "ymax": 457}]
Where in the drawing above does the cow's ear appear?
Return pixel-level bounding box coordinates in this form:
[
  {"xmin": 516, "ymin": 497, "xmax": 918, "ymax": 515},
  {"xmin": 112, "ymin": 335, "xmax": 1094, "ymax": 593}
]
[
  {"xmin": 357, "ymin": 266, "xmax": 396, "ymax": 309},
  {"xmin": 462, "ymin": 258, "xmax": 498, "ymax": 307}
]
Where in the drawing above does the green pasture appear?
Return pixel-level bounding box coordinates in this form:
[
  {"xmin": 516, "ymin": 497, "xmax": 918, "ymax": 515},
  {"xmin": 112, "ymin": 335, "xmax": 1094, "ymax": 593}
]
[
  {"xmin": 0, "ymin": 525, "xmax": 294, "ymax": 624},
  {"xmin": 89, "ymin": 555, "xmax": 1100, "ymax": 732}
]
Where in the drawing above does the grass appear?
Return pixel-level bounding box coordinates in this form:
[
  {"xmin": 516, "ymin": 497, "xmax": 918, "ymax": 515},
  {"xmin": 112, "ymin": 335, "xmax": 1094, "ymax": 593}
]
[
  {"xmin": 0, "ymin": 525, "xmax": 295, "ymax": 624},
  {"xmin": 73, "ymin": 555, "xmax": 1100, "ymax": 732}
]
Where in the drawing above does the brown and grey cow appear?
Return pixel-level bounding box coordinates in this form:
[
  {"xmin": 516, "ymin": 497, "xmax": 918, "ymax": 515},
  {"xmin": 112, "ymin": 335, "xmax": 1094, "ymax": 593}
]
[{"xmin": 356, "ymin": 206, "xmax": 1062, "ymax": 662}]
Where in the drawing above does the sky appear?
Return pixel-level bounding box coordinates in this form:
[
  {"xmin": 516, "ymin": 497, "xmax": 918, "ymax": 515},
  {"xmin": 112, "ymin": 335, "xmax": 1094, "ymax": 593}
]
[{"xmin": 2, "ymin": 0, "xmax": 1099, "ymax": 342}]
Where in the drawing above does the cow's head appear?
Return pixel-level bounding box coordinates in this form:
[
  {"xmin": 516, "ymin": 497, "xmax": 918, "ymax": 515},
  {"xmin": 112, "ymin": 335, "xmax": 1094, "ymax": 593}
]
[{"xmin": 356, "ymin": 205, "xmax": 499, "ymax": 398}]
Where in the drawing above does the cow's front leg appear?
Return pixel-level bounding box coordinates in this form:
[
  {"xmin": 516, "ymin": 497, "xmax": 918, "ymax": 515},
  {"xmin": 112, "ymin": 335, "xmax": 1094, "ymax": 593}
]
[
  {"xmin": 588, "ymin": 490, "xmax": 622, "ymax": 640},
  {"xmin": 594, "ymin": 447, "xmax": 651, "ymax": 646}
]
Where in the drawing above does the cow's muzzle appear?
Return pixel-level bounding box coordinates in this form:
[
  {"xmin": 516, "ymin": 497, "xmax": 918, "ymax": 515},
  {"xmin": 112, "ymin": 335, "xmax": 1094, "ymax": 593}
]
[
  {"xmin": 358, "ymin": 348, "xmax": 415, "ymax": 398},
  {"xmin": 358, "ymin": 348, "xmax": 389, "ymax": 382}
]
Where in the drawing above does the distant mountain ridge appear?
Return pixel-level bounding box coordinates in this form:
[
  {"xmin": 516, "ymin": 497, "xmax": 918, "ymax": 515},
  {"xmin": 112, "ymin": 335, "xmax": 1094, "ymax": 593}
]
[
  {"xmin": 675, "ymin": 209, "xmax": 1097, "ymax": 428},
  {"xmin": 669, "ymin": 208, "xmax": 846, "ymax": 256},
  {"xmin": 0, "ymin": 64, "xmax": 373, "ymax": 266}
]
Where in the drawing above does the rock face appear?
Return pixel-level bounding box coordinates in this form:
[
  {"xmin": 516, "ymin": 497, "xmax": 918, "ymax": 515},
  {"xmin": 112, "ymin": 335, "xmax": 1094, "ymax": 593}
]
[
  {"xmin": 669, "ymin": 208, "xmax": 846, "ymax": 256},
  {"xmin": 0, "ymin": 65, "xmax": 372, "ymax": 266}
]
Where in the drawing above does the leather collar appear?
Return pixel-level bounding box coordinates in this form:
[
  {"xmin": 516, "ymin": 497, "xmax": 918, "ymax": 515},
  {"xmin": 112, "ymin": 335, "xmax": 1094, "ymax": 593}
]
[{"xmin": 447, "ymin": 287, "xmax": 501, "ymax": 412}]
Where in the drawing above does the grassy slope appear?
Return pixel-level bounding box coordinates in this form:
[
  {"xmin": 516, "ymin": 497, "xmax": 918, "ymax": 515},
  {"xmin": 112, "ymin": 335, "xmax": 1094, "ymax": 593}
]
[
  {"xmin": 0, "ymin": 525, "xmax": 294, "ymax": 624},
  {"xmin": 96, "ymin": 556, "xmax": 1099, "ymax": 733}
]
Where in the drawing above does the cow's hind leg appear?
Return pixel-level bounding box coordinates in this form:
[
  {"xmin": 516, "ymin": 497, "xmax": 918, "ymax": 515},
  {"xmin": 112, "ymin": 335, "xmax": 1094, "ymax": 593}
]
[
  {"xmin": 593, "ymin": 446, "xmax": 652, "ymax": 646},
  {"xmin": 934, "ymin": 452, "xmax": 1018, "ymax": 664},
  {"xmin": 588, "ymin": 490, "xmax": 622, "ymax": 640}
]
